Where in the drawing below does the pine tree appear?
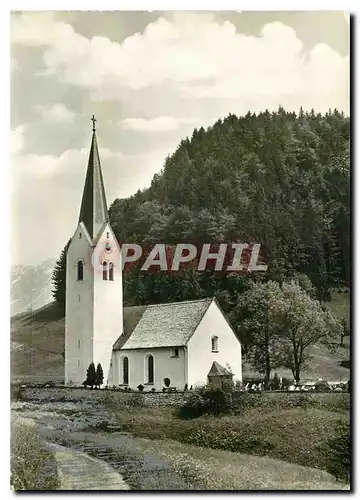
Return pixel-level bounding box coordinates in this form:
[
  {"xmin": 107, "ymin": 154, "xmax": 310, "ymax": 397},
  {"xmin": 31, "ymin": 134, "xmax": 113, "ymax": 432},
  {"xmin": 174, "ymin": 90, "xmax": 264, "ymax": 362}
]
[
  {"xmin": 85, "ymin": 362, "xmax": 96, "ymax": 389},
  {"xmin": 51, "ymin": 239, "xmax": 71, "ymax": 309},
  {"xmin": 96, "ymin": 363, "xmax": 104, "ymax": 388}
]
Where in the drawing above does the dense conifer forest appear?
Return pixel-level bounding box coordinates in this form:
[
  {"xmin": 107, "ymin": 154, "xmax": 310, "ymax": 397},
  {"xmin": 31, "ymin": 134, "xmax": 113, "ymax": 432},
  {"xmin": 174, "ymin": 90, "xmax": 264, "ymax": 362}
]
[{"xmin": 104, "ymin": 108, "xmax": 350, "ymax": 307}]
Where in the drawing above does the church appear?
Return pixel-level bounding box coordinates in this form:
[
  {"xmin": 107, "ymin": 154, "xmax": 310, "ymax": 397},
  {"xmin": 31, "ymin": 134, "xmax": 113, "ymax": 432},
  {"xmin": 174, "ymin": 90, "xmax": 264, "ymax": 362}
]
[{"xmin": 64, "ymin": 119, "xmax": 242, "ymax": 391}]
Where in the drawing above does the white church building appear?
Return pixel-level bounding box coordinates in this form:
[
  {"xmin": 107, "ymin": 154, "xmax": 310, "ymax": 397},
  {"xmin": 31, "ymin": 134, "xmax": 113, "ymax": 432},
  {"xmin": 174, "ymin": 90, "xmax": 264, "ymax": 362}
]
[{"xmin": 65, "ymin": 119, "xmax": 242, "ymax": 391}]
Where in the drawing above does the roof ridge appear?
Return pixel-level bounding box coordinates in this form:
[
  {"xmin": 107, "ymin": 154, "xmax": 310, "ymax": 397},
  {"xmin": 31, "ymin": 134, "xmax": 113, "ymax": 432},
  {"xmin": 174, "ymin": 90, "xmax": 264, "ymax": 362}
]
[{"xmin": 147, "ymin": 297, "xmax": 213, "ymax": 308}]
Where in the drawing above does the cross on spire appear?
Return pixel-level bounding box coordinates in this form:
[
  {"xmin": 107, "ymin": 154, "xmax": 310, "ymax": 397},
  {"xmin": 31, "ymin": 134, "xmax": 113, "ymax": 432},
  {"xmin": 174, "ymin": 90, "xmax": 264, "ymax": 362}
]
[{"xmin": 91, "ymin": 114, "xmax": 97, "ymax": 132}]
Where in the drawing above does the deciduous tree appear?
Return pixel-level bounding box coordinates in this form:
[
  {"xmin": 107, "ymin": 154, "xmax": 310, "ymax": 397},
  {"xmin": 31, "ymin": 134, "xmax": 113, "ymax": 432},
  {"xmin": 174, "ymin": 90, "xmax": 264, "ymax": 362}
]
[{"xmin": 273, "ymin": 281, "xmax": 341, "ymax": 383}]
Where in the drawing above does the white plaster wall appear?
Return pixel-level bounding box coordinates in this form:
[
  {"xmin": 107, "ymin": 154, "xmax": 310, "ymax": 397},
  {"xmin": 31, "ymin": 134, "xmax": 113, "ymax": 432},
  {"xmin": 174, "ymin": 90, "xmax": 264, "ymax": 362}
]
[
  {"xmin": 93, "ymin": 224, "xmax": 123, "ymax": 384},
  {"xmin": 65, "ymin": 222, "xmax": 123, "ymax": 386},
  {"xmin": 187, "ymin": 299, "xmax": 242, "ymax": 387},
  {"xmin": 65, "ymin": 223, "xmax": 94, "ymax": 385},
  {"xmin": 109, "ymin": 347, "xmax": 186, "ymax": 391}
]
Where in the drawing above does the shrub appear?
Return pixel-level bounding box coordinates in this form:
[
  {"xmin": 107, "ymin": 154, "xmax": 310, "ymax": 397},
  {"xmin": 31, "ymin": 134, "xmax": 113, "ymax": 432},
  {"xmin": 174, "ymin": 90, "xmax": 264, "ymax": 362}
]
[
  {"xmin": 177, "ymin": 390, "xmax": 206, "ymax": 419},
  {"xmin": 177, "ymin": 387, "xmax": 232, "ymax": 419},
  {"xmin": 96, "ymin": 363, "xmax": 104, "ymax": 387},
  {"xmin": 85, "ymin": 362, "xmax": 96, "ymax": 388},
  {"xmin": 232, "ymin": 391, "xmax": 256, "ymax": 415},
  {"xmin": 270, "ymin": 373, "xmax": 281, "ymax": 390},
  {"xmin": 281, "ymin": 377, "xmax": 293, "ymax": 390},
  {"xmin": 322, "ymin": 422, "xmax": 350, "ymax": 483},
  {"xmin": 233, "ymin": 380, "xmax": 242, "ymax": 391},
  {"xmin": 315, "ymin": 381, "xmax": 332, "ymax": 392},
  {"xmin": 204, "ymin": 388, "xmax": 232, "ymax": 416}
]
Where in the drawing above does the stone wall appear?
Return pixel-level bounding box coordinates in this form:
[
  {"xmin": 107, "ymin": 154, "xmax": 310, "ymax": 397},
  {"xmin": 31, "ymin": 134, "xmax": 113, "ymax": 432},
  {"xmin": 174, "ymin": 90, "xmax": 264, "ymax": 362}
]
[
  {"xmin": 17, "ymin": 386, "xmax": 349, "ymax": 412},
  {"xmin": 19, "ymin": 387, "xmax": 186, "ymax": 407}
]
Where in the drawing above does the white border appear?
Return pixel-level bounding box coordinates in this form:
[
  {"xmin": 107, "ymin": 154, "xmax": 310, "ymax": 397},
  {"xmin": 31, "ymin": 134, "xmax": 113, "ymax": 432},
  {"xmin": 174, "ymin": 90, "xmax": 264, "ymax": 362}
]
[
  {"xmin": 3, "ymin": 3, "xmax": 356, "ymax": 499},
  {"xmin": 3, "ymin": 2, "xmax": 358, "ymax": 12}
]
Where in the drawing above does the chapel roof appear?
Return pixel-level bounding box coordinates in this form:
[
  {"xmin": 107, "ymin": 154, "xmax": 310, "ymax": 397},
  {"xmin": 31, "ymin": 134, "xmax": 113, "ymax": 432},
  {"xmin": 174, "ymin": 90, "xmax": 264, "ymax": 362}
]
[{"xmin": 113, "ymin": 298, "xmax": 213, "ymax": 350}]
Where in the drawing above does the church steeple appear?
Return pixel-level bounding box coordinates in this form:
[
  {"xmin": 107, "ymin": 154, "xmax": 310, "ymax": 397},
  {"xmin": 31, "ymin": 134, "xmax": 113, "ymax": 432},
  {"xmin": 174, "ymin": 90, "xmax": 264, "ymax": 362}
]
[{"xmin": 78, "ymin": 116, "xmax": 109, "ymax": 239}]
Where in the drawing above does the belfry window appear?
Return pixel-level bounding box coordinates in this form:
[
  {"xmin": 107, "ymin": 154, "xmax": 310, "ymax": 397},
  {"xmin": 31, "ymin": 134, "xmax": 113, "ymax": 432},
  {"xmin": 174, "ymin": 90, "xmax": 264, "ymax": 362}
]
[
  {"xmin": 102, "ymin": 261, "xmax": 108, "ymax": 280},
  {"xmin": 77, "ymin": 260, "xmax": 84, "ymax": 281},
  {"xmin": 109, "ymin": 262, "xmax": 114, "ymax": 281}
]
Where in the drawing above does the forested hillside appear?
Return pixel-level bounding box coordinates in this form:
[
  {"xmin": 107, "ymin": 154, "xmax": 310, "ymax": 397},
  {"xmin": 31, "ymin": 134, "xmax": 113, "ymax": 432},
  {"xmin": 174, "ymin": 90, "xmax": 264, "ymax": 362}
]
[{"xmin": 106, "ymin": 108, "xmax": 349, "ymax": 308}]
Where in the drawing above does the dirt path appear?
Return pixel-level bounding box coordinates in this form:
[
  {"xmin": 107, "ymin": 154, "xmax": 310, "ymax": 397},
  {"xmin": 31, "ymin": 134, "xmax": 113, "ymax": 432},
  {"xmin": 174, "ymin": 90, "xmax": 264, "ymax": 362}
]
[
  {"xmin": 12, "ymin": 401, "xmax": 194, "ymax": 490},
  {"xmin": 45, "ymin": 442, "xmax": 130, "ymax": 490}
]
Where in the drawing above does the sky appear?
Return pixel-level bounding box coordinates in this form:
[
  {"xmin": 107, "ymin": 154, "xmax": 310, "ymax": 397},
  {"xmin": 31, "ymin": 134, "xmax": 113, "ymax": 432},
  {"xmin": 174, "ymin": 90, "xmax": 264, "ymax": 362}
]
[{"xmin": 10, "ymin": 10, "xmax": 350, "ymax": 267}]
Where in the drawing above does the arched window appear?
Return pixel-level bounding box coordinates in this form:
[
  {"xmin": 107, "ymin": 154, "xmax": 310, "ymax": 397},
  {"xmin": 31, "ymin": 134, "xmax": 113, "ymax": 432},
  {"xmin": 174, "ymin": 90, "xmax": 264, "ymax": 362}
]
[
  {"xmin": 102, "ymin": 261, "xmax": 108, "ymax": 280},
  {"xmin": 123, "ymin": 357, "xmax": 129, "ymax": 385},
  {"xmin": 77, "ymin": 260, "xmax": 84, "ymax": 281},
  {"xmin": 109, "ymin": 262, "xmax": 114, "ymax": 281},
  {"xmin": 211, "ymin": 336, "xmax": 219, "ymax": 352},
  {"xmin": 147, "ymin": 354, "xmax": 154, "ymax": 384}
]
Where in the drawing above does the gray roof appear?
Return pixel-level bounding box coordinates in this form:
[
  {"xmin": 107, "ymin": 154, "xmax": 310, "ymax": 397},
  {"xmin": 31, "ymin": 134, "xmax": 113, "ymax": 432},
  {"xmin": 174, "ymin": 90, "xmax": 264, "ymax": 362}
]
[
  {"xmin": 113, "ymin": 298, "xmax": 213, "ymax": 350},
  {"xmin": 78, "ymin": 131, "xmax": 109, "ymax": 239},
  {"xmin": 208, "ymin": 361, "xmax": 233, "ymax": 376}
]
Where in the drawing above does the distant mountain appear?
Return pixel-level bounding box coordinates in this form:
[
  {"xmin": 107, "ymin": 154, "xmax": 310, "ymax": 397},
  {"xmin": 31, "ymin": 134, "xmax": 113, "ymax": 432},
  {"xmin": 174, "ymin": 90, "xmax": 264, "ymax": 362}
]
[{"xmin": 11, "ymin": 259, "xmax": 56, "ymax": 316}]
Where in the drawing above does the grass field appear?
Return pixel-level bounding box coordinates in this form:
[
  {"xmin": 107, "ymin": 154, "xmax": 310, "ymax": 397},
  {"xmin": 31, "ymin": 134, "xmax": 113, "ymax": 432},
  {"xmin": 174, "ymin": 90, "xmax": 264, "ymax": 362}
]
[
  {"xmin": 110, "ymin": 405, "xmax": 348, "ymax": 470},
  {"xmin": 129, "ymin": 433, "xmax": 347, "ymax": 490},
  {"xmin": 91, "ymin": 391, "xmax": 350, "ymax": 487},
  {"xmin": 10, "ymin": 292, "xmax": 350, "ymax": 384}
]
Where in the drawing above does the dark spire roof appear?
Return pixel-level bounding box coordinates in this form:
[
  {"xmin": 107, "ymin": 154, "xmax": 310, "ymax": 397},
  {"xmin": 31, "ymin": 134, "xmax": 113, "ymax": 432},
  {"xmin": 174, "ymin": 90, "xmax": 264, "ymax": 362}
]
[{"xmin": 78, "ymin": 125, "xmax": 109, "ymax": 239}]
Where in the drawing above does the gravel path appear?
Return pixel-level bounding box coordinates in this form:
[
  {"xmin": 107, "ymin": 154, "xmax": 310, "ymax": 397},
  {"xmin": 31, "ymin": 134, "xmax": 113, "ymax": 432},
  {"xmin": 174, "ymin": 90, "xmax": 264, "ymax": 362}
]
[{"xmin": 45, "ymin": 442, "xmax": 130, "ymax": 490}]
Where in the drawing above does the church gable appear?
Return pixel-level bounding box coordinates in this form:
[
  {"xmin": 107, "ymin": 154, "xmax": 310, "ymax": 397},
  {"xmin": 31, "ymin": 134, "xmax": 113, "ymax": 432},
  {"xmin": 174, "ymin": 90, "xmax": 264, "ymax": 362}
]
[{"xmin": 66, "ymin": 223, "xmax": 93, "ymax": 269}]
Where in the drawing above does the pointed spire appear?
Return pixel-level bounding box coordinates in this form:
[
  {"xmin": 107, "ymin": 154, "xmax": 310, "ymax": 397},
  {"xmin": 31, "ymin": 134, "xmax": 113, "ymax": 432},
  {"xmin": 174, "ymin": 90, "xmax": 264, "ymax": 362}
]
[{"xmin": 78, "ymin": 117, "xmax": 109, "ymax": 239}]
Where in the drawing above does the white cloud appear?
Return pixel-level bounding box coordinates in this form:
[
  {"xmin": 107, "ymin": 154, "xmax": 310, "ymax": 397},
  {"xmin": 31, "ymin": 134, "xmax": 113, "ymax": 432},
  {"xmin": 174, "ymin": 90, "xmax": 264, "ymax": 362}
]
[
  {"xmin": 10, "ymin": 125, "xmax": 25, "ymax": 155},
  {"xmin": 11, "ymin": 141, "xmax": 169, "ymax": 265},
  {"xmin": 12, "ymin": 147, "xmax": 116, "ymax": 179},
  {"xmin": 35, "ymin": 103, "xmax": 75, "ymax": 123},
  {"xmin": 11, "ymin": 12, "xmax": 69, "ymax": 47},
  {"xmin": 120, "ymin": 116, "xmax": 196, "ymax": 133},
  {"xmin": 11, "ymin": 13, "xmax": 349, "ymax": 114}
]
